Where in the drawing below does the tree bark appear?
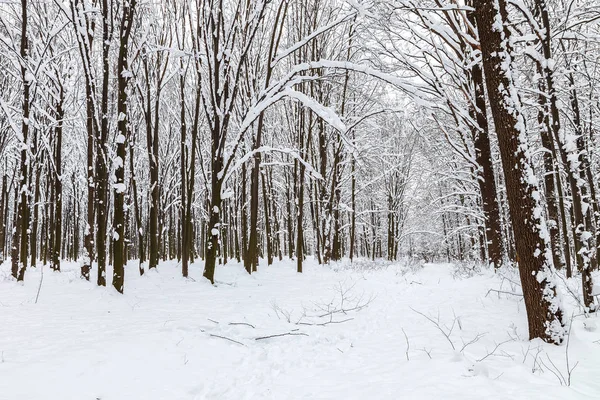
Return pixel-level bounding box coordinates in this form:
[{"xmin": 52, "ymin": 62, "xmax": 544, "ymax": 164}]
[
  {"xmin": 468, "ymin": 50, "xmax": 504, "ymax": 268},
  {"xmin": 13, "ymin": 0, "xmax": 30, "ymax": 281},
  {"xmin": 112, "ymin": 0, "xmax": 136, "ymax": 293},
  {"xmin": 474, "ymin": 0, "xmax": 564, "ymax": 343},
  {"xmin": 52, "ymin": 85, "xmax": 64, "ymax": 272}
]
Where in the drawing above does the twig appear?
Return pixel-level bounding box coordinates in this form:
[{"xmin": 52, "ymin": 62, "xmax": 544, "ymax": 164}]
[
  {"xmin": 402, "ymin": 328, "xmax": 410, "ymax": 361},
  {"xmin": 459, "ymin": 333, "xmax": 486, "ymax": 353},
  {"xmin": 35, "ymin": 264, "xmax": 44, "ymax": 304},
  {"xmin": 229, "ymin": 322, "xmax": 255, "ymax": 329},
  {"xmin": 410, "ymin": 307, "xmax": 455, "ymax": 350},
  {"xmin": 255, "ymin": 332, "xmax": 309, "ymax": 340},
  {"xmin": 207, "ymin": 318, "xmax": 219, "ymax": 324},
  {"xmin": 477, "ymin": 338, "xmax": 514, "ymax": 362},
  {"xmin": 541, "ymin": 354, "xmax": 566, "ymax": 385},
  {"xmin": 485, "ymin": 289, "xmax": 523, "ymax": 298},
  {"xmin": 209, "ymin": 334, "xmax": 246, "ymax": 346},
  {"xmin": 297, "ymin": 318, "xmax": 354, "ymax": 326},
  {"xmin": 565, "ymin": 312, "xmax": 578, "ymax": 386},
  {"xmin": 419, "ymin": 348, "xmax": 432, "ymax": 359},
  {"xmin": 214, "ymin": 280, "xmax": 235, "ymax": 286}
]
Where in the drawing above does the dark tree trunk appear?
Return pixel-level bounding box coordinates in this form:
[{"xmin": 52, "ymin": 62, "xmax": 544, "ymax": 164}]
[
  {"xmin": 261, "ymin": 170, "xmax": 273, "ymax": 265},
  {"xmin": 468, "ymin": 52, "xmax": 504, "ymax": 268},
  {"xmin": 565, "ymin": 71, "xmax": 596, "ymax": 310},
  {"xmin": 183, "ymin": 84, "xmax": 201, "ymax": 278},
  {"xmin": 13, "ymin": 0, "xmax": 30, "ymax": 281},
  {"xmin": 70, "ymin": 0, "xmax": 97, "ymax": 280},
  {"xmin": 130, "ymin": 141, "xmax": 145, "ymax": 275},
  {"xmin": 285, "ymin": 169, "xmax": 294, "ymax": 259},
  {"xmin": 30, "ymin": 131, "xmax": 41, "ymax": 269},
  {"xmin": 203, "ymin": 145, "xmax": 222, "ymax": 283},
  {"xmin": 241, "ymin": 162, "xmax": 248, "ymax": 266},
  {"xmin": 349, "ymin": 139, "xmax": 356, "ymax": 261},
  {"xmin": 145, "ymin": 59, "xmax": 162, "ymax": 271},
  {"xmin": 112, "ymin": 0, "xmax": 136, "ymax": 294},
  {"xmin": 0, "ymin": 173, "xmax": 7, "ymax": 264},
  {"xmin": 52, "ymin": 86, "xmax": 64, "ymax": 272},
  {"xmin": 96, "ymin": 0, "xmax": 112, "ymax": 287},
  {"xmin": 474, "ymin": 0, "xmax": 564, "ymax": 343}
]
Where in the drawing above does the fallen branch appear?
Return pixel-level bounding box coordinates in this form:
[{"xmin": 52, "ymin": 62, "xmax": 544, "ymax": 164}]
[
  {"xmin": 297, "ymin": 318, "xmax": 354, "ymax": 326},
  {"xmin": 486, "ymin": 289, "xmax": 523, "ymax": 298},
  {"xmin": 209, "ymin": 334, "xmax": 246, "ymax": 346},
  {"xmin": 229, "ymin": 322, "xmax": 256, "ymax": 329},
  {"xmin": 255, "ymin": 332, "xmax": 309, "ymax": 340},
  {"xmin": 402, "ymin": 328, "xmax": 410, "ymax": 361},
  {"xmin": 35, "ymin": 264, "xmax": 44, "ymax": 304}
]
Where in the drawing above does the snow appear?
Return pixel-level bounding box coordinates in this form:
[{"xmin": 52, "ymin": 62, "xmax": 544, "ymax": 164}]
[
  {"xmin": 1, "ymin": 259, "xmax": 599, "ymax": 399},
  {"xmin": 113, "ymin": 183, "xmax": 126, "ymax": 194}
]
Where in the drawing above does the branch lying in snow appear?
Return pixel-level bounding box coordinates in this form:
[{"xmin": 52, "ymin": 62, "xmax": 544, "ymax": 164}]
[
  {"xmin": 229, "ymin": 322, "xmax": 256, "ymax": 329},
  {"xmin": 209, "ymin": 334, "xmax": 246, "ymax": 347},
  {"xmin": 297, "ymin": 318, "xmax": 354, "ymax": 327},
  {"xmin": 485, "ymin": 289, "xmax": 523, "ymax": 298},
  {"xmin": 255, "ymin": 332, "xmax": 309, "ymax": 341},
  {"xmin": 402, "ymin": 328, "xmax": 410, "ymax": 361}
]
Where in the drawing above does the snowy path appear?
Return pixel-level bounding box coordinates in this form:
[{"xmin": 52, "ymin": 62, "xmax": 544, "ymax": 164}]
[{"xmin": 1, "ymin": 259, "xmax": 599, "ymax": 399}]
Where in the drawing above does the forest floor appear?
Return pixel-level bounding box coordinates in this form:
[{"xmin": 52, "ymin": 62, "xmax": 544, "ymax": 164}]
[{"xmin": 1, "ymin": 258, "xmax": 599, "ymax": 399}]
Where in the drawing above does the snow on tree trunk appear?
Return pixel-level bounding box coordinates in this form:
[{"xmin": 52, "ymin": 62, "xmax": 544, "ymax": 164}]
[{"xmin": 474, "ymin": 0, "xmax": 565, "ymax": 343}]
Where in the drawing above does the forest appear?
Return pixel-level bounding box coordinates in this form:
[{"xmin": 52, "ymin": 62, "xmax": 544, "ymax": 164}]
[{"xmin": 1, "ymin": 0, "xmax": 600, "ymax": 398}]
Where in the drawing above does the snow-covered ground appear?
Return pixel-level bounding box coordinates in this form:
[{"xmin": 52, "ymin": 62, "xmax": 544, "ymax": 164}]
[{"xmin": 1, "ymin": 258, "xmax": 599, "ymax": 399}]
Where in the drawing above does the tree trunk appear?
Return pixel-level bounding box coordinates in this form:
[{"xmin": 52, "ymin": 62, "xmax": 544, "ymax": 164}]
[
  {"xmin": 474, "ymin": 0, "xmax": 564, "ymax": 343},
  {"xmin": 261, "ymin": 170, "xmax": 273, "ymax": 265},
  {"xmin": 0, "ymin": 173, "xmax": 6, "ymax": 264},
  {"xmin": 96, "ymin": 0, "xmax": 112, "ymax": 287},
  {"xmin": 468, "ymin": 48, "xmax": 504, "ymax": 268},
  {"xmin": 13, "ymin": 0, "xmax": 30, "ymax": 281},
  {"xmin": 52, "ymin": 86, "xmax": 64, "ymax": 272},
  {"xmin": 112, "ymin": 0, "xmax": 136, "ymax": 294}
]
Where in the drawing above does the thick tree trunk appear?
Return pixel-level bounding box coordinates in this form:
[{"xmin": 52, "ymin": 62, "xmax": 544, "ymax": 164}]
[
  {"xmin": 203, "ymin": 150, "xmax": 222, "ymax": 283},
  {"xmin": 474, "ymin": 0, "xmax": 564, "ymax": 343},
  {"xmin": 112, "ymin": 0, "xmax": 136, "ymax": 294}
]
